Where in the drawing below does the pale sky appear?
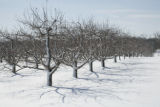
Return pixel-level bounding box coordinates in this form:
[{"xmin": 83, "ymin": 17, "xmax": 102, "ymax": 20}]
[{"xmin": 0, "ymin": 0, "xmax": 160, "ymax": 36}]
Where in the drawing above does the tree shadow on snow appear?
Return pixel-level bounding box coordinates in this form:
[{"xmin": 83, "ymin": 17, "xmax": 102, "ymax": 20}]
[{"xmin": 39, "ymin": 85, "xmax": 123, "ymax": 103}]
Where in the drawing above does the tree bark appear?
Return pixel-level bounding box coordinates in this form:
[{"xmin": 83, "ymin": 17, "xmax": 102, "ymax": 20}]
[
  {"xmin": 73, "ymin": 68, "xmax": 78, "ymax": 78},
  {"xmin": 101, "ymin": 59, "xmax": 105, "ymax": 68},
  {"xmin": 114, "ymin": 55, "xmax": 117, "ymax": 63},
  {"xmin": 128, "ymin": 53, "xmax": 131, "ymax": 58},
  {"xmin": 46, "ymin": 36, "xmax": 51, "ymax": 69},
  {"xmin": 123, "ymin": 55, "xmax": 126, "ymax": 60},
  {"xmin": 89, "ymin": 61, "xmax": 93, "ymax": 72},
  {"xmin": 47, "ymin": 71, "xmax": 52, "ymax": 86},
  {"xmin": 45, "ymin": 34, "xmax": 53, "ymax": 86},
  {"xmin": 12, "ymin": 64, "xmax": 16, "ymax": 74},
  {"xmin": 73, "ymin": 61, "xmax": 78, "ymax": 78},
  {"xmin": 0, "ymin": 58, "xmax": 2, "ymax": 63},
  {"xmin": 119, "ymin": 55, "xmax": 121, "ymax": 60},
  {"xmin": 34, "ymin": 57, "xmax": 39, "ymax": 69},
  {"xmin": 35, "ymin": 62, "xmax": 39, "ymax": 69}
]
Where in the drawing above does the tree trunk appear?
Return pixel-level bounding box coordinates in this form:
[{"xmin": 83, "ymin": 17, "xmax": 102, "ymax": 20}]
[
  {"xmin": 46, "ymin": 36, "xmax": 51, "ymax": 69},
  {"xmin": 128, "ymin": 53, "xmax": 131, "ymax": 58},
  {"xmin": 46, "ymin": 35, "xmax": 52, "ymax": 86},
  {"xmin": 101, "ymin": 59, "xmax": 105, "ymax": 68},
  {"xmin": 132, "ymin": 52, "xmax": 135, "ymax": 57},
  {"xmin": 24, "ymin": 56, "xmax": 28, "ymax": 66},
  {"xmin": 73, "ymin": 68, "xmax": 78, "ymax": 78},
  {"xmin": 73, "ymin": 61, "xmax": 78, "ymax": 78},
  {"xmin": 89, "ymin": 61, "xmax": 93, "ymax": 72},
  {"xmin": 34, "ymin": 57, "xmax": 39, "ymax": 69},
  {"xmin": 0, "ymin": 58, "xmax": 2, "ymax": 63},
  {"xmin": 114, "ymin": 55, "xmax": 117, "ymax": 63},
  {"xmin": 35, "ymin": 62, "xmax": 39, "ymax": 69},
  {"xmin": 119, "ymin": 55, "xmax": 121, "ymax": 60},
  {"xmin": 47, "ymin": 71, "xmax": 52, "ymax": 86},
  {"xmin": 123, "ymin": 55, "xmax": 126, "ymax": 60},
  {"xmin": 12, "ymin": 64, "xmax": 16, "ymax": 74}
]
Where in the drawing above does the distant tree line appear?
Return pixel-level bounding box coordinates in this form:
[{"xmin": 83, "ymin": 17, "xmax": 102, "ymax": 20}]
[{"xmin": 0, "ymin": 8, "xmax": 157, "ymax": 86}]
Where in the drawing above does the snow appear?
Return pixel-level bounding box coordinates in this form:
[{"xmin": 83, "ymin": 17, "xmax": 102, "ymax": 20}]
[{"xmin": 0, "ymin": 56, "xmax": 160, "ymax": 107}]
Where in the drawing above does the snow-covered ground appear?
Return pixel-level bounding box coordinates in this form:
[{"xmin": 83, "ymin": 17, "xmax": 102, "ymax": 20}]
[{"xmin": 0, "ymin": 56, "xmax": 160, "ymax": 107}]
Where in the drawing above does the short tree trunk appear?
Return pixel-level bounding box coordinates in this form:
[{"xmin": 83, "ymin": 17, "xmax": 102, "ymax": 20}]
[
  {"xmin": 114, "ymin": 55, "xmax": 117, "ymax": 63},
  {"xmin": 119, "ymin": 55, "xmax": 121, "ymax": 60},
  {"xmin": 0, "ymin": 58, "xmax": 2, "ymax": 63},
  {"xmin": 73, "ymin": 61, "xmax": 78, "ymax": 78},
  {"xmin": 73, "ymin": 68, "xmax": 78, "ymax": 78},
  {"xmin": 35, "ymin": 62, "xmax": 39, "ymax": 69},
  {"xmin": 25, "ymin": 57, "xmax": 28, "ymax": 66},
  {"xmin": 47, "ymin": 72, "xmax": 52, "ymax": 86},
  {"xmin": 89, "ymin": 61, "xmax": 93, "ymax": 72},
  {"xmin": 128, "ymin": 53, "xmax": 131, "ymax": 58},
  {"xmin": 12, "ymin": 64, "xmax": 16, "ymax": 74},
  {"xmin": 34, "ymin": 57, "xmax": 39, "ymax": 69},
  {"xmin": 101, "ymin": 59, "xmax": 105, "ymax": 68}
]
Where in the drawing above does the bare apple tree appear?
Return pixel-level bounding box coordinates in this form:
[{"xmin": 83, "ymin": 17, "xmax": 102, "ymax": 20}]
[{"xmin": 19, "ymin": 8, "xmax": 65, "ymax": 86}]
